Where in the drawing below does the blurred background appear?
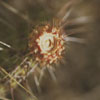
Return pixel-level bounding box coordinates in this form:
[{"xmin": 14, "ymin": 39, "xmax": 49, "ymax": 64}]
[{"xmin": 0, "ymin": 0, "xmax": 100, "ymax": 100}]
